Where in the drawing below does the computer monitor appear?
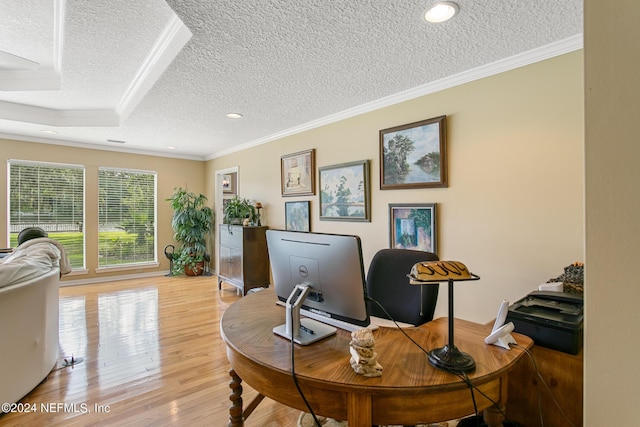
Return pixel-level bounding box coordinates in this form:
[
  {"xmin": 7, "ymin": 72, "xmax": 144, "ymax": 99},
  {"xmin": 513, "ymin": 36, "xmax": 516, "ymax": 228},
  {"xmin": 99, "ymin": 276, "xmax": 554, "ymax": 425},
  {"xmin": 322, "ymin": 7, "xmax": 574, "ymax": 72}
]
[{"xmin": 266, "ymin": 229, "xmax": 370, "ymax": 342}]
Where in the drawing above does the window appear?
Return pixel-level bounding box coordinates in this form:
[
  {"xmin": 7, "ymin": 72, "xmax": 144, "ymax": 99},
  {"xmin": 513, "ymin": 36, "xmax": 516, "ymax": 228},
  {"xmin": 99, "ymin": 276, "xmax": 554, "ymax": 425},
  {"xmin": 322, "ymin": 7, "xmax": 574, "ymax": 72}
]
[
  {"xmin": 8, "ymin": 160, "xmax": 85, "ymax": 270},
  {"xmin": 98, "ymin": 168, "xmax": 157, "ymax": 268}
]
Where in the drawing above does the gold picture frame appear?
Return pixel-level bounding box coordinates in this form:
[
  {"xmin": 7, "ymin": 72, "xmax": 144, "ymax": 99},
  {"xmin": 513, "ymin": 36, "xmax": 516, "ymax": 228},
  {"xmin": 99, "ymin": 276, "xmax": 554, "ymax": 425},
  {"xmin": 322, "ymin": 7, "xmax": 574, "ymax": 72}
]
[{"xmin": 281, "ymin": 149, "xmax": 315, "ymax": 196}]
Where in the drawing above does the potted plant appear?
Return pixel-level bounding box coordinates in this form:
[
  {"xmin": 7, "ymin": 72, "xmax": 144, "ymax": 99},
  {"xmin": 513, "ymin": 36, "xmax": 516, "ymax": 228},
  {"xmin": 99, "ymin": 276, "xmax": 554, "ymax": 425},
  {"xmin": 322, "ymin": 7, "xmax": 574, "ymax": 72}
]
[
  {"xmin": 223, "ymin": 196, "xmax": 256, "ymax": 226},
  {"xmin": 166, "ymin": 187, "xmax": 214, "ymax": 276}
]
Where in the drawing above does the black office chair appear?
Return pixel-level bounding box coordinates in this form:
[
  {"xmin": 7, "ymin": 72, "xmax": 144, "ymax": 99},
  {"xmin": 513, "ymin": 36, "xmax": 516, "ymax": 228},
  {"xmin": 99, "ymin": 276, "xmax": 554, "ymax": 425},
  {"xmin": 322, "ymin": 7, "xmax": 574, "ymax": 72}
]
[{"xmin": 366, "ymin": 248, "xmax": 440, "ymax": 326}]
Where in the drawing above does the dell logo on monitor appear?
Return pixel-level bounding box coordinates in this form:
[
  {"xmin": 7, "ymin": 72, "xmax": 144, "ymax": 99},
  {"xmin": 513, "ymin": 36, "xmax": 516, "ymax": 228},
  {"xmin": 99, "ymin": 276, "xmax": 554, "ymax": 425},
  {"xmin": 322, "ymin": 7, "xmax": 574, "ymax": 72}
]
[{"xmin": 298, "ymin": 265, "xmax": 309, "ymax": 278}]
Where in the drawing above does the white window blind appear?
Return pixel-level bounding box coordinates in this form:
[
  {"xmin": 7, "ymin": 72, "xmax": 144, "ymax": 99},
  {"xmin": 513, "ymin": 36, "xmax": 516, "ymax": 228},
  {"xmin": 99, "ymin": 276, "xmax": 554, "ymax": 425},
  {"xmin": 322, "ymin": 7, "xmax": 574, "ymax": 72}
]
[
  {"xmin": 8, "ymin": 160, "xmax": 85, "ymax": 270},
  {"xmin": 98, "ymin": 168, "xmax": 157, "ymax": 267}
]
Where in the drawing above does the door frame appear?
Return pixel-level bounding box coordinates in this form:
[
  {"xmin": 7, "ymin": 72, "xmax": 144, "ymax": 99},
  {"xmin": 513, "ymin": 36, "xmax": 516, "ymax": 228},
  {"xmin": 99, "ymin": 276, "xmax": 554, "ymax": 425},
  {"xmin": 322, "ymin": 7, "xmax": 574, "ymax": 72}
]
[{"xmin": 213, "ymin": 166, "xmax": 239, "ymax": 275}]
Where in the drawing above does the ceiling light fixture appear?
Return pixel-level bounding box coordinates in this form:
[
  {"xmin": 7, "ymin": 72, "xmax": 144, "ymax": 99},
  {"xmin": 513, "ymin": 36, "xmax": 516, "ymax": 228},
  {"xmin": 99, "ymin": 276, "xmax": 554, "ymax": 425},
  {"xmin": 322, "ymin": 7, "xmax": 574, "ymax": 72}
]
[
  {"xmin": 41, "ymin": 130, "xmax": 58, "ymax": 134},
  {"xmin": 226, "ymin": 113, "xmax": 243, "ymax": 119},
  {"xmin": 166, "ymin": 146, "xmax": 177, "ymax": 150},
  {"xmin": 423, "ymin": 2, "xmax": 459, "ymax": 23}
]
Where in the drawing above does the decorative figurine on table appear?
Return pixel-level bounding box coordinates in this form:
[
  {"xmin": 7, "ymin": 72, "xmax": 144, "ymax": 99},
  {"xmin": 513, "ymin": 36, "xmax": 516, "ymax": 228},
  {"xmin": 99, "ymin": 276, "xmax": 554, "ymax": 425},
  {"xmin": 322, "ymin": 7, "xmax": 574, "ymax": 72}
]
[{"xmin": 349, "ymin": 328, "xmax": 382, "ymax": 377}]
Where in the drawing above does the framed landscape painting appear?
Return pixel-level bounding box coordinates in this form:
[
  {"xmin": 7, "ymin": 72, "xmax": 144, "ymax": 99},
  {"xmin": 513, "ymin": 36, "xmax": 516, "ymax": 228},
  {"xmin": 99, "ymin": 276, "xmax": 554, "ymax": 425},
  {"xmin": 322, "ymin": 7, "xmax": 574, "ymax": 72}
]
[
  {"xmin": 285, "ymin": 201, "xmax": 311, "ymax": 232},
  {"xmin": 380, "ymin": 115, "xmax": 447, "ymax": 189},
  {"xmin": 389, "ymin": 203, "xmax": 437, "ymax": 253},
  {"xmin": 281, "ymin": 149, "xmax": 315, "ymax": 196},
  {"xmin": 319, "ymin": 160, "xmax": 370, "ymax": 221}
]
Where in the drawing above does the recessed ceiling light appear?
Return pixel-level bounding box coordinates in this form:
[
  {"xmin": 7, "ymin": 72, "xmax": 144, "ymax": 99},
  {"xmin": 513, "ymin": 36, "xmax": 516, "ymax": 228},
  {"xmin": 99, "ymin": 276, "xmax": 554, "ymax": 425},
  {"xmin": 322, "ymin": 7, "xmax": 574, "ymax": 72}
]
[
  {"xmin": 226, "ymin": 112, "xmax": 243, "ymax": 119},
  {"xmin": 423, "ymin": 2, "xmax": 459, "ymax": 23},
  {"xmin": 166, "ymin": 146, "xmax": 177, "ymax": 150},
  {"xmin": 41, "ymin": 129, "xmax": 58, "ymax": 134}
]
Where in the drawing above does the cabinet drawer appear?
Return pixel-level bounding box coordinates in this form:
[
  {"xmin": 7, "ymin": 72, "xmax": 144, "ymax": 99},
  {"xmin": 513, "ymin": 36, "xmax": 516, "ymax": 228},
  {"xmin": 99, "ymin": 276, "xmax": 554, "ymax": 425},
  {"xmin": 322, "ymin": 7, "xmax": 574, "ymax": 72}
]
[
  {"xmin": 219, "ymin": 246, "xmax": 243, "ymax": 283},
  {"xmin": 219, "ymin": 225, "xmax": 243, "ymax": 249}
]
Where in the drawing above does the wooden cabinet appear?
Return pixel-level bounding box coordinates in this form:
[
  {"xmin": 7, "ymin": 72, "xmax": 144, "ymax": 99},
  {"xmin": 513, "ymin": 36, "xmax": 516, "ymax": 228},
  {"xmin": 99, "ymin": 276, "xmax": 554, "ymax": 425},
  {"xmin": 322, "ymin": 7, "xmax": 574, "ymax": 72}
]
[
  {"xmin": 507, "ymin": 345, "xmax": 583, "ymax": 426},
  {"xmin": 218, "ymin": 225, "xmax": 269, "ymax": 295}
]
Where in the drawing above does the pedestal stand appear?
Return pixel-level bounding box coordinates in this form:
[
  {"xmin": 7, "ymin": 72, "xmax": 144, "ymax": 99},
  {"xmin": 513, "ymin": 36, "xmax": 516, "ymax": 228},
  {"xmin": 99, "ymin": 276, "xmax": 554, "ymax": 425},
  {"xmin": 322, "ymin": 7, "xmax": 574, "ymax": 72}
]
[
  {"xmin": 427, "ymin": 278, "xmax": 476, "ymax": 372},
  {"xmin": 273, "ymin": 284, "xmax": 336, "ymax": 345}
]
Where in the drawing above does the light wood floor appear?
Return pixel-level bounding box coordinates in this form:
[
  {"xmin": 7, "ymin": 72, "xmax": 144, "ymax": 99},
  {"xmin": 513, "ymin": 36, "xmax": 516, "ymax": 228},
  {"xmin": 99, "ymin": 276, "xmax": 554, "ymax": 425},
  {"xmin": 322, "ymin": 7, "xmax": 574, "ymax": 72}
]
[{"xmin": 0, "ymin": 275, "xmax": 301, "ymax": 426}]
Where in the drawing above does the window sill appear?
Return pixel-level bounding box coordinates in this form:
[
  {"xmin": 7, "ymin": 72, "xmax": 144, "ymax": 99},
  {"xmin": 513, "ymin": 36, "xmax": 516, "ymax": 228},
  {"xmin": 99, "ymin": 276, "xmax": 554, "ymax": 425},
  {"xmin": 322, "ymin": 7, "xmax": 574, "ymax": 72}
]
[{"xmin": 95, "ymin": 262, "xmax": 160, "ymax": 274}]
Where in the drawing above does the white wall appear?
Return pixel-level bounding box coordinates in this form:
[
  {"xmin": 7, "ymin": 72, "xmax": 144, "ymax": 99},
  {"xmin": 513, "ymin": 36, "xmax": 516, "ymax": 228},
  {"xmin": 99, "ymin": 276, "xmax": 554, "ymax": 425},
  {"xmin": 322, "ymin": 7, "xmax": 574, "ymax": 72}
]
[{"xmin": 207, "ymin": 51, "xmax": 584, "ymax": 324}]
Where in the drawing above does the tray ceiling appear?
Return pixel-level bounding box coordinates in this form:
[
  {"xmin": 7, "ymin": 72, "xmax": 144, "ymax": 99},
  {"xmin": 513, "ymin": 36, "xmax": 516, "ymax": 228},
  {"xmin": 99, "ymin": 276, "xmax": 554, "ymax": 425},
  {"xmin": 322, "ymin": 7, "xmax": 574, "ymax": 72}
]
[{"xmin": 0, "ymin": 0, "xmax": 583, "ymax": 160}]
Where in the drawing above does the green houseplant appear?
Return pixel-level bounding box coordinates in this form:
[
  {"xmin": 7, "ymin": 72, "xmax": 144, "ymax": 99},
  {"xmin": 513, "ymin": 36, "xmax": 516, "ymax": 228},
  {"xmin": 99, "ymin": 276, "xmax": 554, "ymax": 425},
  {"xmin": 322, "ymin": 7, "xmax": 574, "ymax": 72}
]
[
  {"xmin": 223, "ymin": 196, "xmax": 256, "ymax": 226},
  {"xmin": 166, "ymin": 187, "xmax": 214, "ymax": 276}
]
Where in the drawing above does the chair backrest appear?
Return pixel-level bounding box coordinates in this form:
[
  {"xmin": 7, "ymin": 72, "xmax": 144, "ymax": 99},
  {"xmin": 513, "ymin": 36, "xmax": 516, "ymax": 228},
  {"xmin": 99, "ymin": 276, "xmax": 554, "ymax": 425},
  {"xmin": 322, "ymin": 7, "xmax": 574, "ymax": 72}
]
[{"xmin": 366, "ymin": 248, "xmax": 439, "ymax": 326}]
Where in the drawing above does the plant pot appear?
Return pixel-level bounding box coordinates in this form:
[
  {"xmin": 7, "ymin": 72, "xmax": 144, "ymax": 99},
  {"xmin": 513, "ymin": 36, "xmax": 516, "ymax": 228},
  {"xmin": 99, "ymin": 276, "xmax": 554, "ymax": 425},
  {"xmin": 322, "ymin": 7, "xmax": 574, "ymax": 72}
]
[{"xmin": 185, "ymin": 260, "xmax": 205, "ymax": 276}]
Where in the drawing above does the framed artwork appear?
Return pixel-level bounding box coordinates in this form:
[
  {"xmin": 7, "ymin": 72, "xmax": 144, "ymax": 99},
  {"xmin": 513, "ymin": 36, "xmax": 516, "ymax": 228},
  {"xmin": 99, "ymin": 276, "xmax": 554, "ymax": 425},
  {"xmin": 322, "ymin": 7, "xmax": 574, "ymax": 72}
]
[
  {"xmin": 285, "ymin": 201, "xmax": 311, "ymax": 232},
  {"xmin": 389, "ymin": 203, "xmax": 437, "ymax": 253},
  {"xmin": 281, "ymin": 149, "xmax": 315, "ymax": 196},
  {"xmin": 380, "ymin": 115, "xmax": 447, "ymax": 189},
  {"xmin": 222, "ymin": 172, "xmax": 237, "ymax": 194},
  {"xmin": 319, "ymin": 160, "xmax": 370, "ymax": 222}
]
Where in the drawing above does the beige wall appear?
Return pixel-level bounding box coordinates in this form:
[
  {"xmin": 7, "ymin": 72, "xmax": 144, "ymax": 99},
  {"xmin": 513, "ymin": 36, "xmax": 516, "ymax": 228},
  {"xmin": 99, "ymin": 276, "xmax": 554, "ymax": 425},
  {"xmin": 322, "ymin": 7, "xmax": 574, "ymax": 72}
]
[
  {"xmin": 584, "ymin": 0, "xmax": 640, "ymax": 423},
  {"xmin": 0, "ymin": 52, "xmax": 585, "ymax": 323},
  {"xmin": 2, "ymin": 8, "xmax": 637, "ymax": 418},
  {"xmin": 1, "ymin": 139, "xmax": 206, "ymax": 281},
  {"xmin": 208, "ymin": 51, "xmax": 584, "ymax": 323}
]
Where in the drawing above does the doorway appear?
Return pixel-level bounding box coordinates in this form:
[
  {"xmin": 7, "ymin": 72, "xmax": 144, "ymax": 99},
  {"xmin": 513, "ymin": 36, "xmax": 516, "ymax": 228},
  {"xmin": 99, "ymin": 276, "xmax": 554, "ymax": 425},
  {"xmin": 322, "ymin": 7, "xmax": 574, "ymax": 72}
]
[{"xmin": 213, "ymin": 166, "xmax": 239, "ymax": 275}]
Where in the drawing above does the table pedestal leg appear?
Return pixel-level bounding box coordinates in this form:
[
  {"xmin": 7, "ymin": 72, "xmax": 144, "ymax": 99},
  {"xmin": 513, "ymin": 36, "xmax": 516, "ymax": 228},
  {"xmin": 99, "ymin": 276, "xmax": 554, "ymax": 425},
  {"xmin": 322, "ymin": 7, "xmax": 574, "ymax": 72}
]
[
  {"xmin": 228, "ymin": 369, "xmax": 244, "ymax": 427},
  {"xmin": 347, "ymin": 393, "xmax": 372, "ymax": 427},
  {"xmin": 483, "ymin": 404, "xmax": 505, "ymax": 427}
]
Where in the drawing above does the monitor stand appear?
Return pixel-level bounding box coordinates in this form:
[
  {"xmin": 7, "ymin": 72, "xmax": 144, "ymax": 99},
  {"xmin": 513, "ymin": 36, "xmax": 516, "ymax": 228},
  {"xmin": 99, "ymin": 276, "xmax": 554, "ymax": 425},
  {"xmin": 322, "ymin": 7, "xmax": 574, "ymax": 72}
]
[{"xmin": 273, "ymin": 284, "xmax": 336, "ymax": 345}]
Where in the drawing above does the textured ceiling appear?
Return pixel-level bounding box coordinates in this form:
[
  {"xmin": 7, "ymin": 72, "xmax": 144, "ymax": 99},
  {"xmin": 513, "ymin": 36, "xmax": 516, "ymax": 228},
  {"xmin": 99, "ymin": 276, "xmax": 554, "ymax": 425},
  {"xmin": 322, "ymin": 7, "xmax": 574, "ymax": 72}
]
[{"xmin": 0, "ymin": 0, "xmax": 583, "ymax": 160}]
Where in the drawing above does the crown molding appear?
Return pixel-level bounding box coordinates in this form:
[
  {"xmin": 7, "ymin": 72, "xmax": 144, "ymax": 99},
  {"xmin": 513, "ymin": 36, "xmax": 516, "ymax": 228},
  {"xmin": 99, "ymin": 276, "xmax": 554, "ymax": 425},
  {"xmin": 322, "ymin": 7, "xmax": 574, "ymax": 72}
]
[
  {"xmin": 0, "ymin": 132, "xmax": 205, "ymax": 161},
  {"xmin": 53, "ymin": 0, "xmax": 65, "ymax": 72},
  {"xmin": 116, "ymin": 14, "xmax": 192, "ymax": 120},
  {"xmin": 0, "ymin": 100, "xmax": 119, "ymax": 126},
  {"xmin": 0, "ymin": 0, "xmax": 65, "ymax": 90},
  {"xmin": 0, "ymin": 69, "xmax": 61, "ymax": 91},
  {"xmin": 208, "ymin": 34, "xmax": 584, "ymax": 160},
  {"xmin": 0, "ymin": 8, "xmax": 191, "ymax": 128},
  {"xmin": 0, "ymin": 51, "xmax": 39, "ymax": 70}
]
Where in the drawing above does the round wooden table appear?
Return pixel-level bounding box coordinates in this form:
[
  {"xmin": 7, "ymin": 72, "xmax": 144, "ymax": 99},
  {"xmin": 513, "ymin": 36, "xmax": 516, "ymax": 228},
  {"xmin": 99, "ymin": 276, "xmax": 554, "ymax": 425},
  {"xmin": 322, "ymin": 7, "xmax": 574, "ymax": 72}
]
[{"xmin": 220, "ymin": 289, "xmax": 532, "ymax": 427}]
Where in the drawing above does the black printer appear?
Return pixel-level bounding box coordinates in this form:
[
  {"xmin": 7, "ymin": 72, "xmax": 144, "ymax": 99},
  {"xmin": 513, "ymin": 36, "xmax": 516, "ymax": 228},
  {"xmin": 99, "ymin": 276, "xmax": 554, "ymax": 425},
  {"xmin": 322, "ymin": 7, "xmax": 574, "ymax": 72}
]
[{"xmin": 506, "ymin": 291, "xmax": 584, "ymax": 355}]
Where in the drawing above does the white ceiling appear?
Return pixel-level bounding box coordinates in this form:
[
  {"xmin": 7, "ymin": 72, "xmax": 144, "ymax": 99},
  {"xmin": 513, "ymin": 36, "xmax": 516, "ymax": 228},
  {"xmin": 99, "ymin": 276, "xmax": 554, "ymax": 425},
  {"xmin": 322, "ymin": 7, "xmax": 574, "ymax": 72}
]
[{"xmin": 0, "ymin": 0, "xmax": 583, "ymax": 160}]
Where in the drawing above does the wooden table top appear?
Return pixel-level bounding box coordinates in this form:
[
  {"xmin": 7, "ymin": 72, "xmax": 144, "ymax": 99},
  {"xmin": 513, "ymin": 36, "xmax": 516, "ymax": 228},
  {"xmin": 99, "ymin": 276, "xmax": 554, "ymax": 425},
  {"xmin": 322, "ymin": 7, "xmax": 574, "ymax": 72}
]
[{"xmin": 221, "ymin": 288, "xmax": 533, "ymax": 425}]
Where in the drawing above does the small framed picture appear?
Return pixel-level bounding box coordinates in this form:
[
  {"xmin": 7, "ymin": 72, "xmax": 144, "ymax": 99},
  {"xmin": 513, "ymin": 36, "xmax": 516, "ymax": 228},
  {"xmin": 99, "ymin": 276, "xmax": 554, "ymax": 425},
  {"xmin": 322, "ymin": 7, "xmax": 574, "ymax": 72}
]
[
  {"xmin": 319, "ymin": 160, "xmax": 370, "ymax": 222},
  {"xmin": 285, "ymin": 201, "xmax": 311, "ymax": 232},
  {"xmin": 222, "ymin": 172, "xmax": 237, "ymax": 194},
  {"xmin": 380, "ymin": 115, "xmax": 447, "ymax": 189},
  {"xmin": 389, "ymin": 203, "xmax": 437, "ymax": 253},
  {"xmin": 281, "ymin": 149, "xmax": 315, "ymax": 196}
]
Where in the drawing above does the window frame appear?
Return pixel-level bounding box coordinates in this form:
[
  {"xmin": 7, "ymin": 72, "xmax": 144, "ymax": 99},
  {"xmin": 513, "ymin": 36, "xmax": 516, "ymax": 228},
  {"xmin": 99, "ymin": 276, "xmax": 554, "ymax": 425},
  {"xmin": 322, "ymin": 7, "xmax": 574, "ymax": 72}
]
[
  {"xmin": 97, "ymin": 166, "xmax": 158, "ymax": 271},
  {"xmin": 7, "ymin": 159, "xmax": 86, "ymax": 271}
]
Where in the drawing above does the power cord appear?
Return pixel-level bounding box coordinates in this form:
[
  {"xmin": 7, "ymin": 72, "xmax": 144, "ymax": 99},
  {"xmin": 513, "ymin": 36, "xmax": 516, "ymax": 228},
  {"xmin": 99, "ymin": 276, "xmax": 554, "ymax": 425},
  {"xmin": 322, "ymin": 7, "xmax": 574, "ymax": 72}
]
[
  {"xmin": 365, "ymin": 296, "xmax": 431, "ymax": 353},
  {"xmin": 457, "ymin": 370, "xmax": 480, "ymax": 427},
  {"xmin": 289, "ymin": 297, "xmax": 546, "ymax": 427},
  {"xmin": 289, "ymin": 328, "xmax": 323, "ymax": 427},
  {"xmin": 510, "ymin": 343, "xmax": 578, "ymax": 427},
  {"xmin": 367, "ymin": 296, "xmax": 516, "ymax": 426}
]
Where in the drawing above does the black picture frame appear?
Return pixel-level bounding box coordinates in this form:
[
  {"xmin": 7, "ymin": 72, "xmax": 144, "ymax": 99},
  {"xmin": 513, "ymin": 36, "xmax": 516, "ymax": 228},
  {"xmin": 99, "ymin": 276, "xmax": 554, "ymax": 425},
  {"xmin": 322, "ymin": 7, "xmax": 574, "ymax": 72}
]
[{"xmin": 285, "ymin": 201, "xmax": 311, "ymax": 232}]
